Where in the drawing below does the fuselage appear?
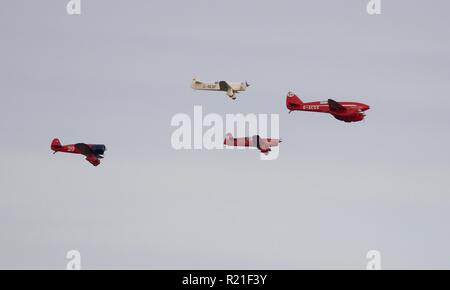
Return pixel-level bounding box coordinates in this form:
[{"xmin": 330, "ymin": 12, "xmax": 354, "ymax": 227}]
[
  {"xmin": 53, "ymin": 144, "xmax": 106, "ymax": 156},
  {"xmin": 286, "ymin": 93, "xmax": 370, "ymax": 123},
  {"xmin": 191, "ymin": 81, "xmax": 247, "ymax": 92},
  {"xmin": 224, "ymin": 135, "xmax": 281, "ymax": 154},
  {"xmin": 302, "ymin": 101, "xmax": 369, "ymax": 121}
]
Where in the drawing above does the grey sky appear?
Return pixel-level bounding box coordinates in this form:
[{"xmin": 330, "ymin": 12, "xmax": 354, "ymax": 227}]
[{"xmin": 1, "ymin": 0, "xmax": 450, "ymax": 269}]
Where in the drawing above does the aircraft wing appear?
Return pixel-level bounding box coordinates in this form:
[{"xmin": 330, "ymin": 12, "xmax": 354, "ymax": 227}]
[
  {"xmin": 75, "ymin": 143, "xmax": 94, "ymax": 157},
  {"xmin": 85, "ymin": 155, "xmax": 101, "ymax": 167},
  {"xmin": 252, "ymin": 135, "xmax": 271, "ymax": 154},
  {"xmin": 258, "ymin": 138, "xmax": 271, "ymax": 152},
  {"xmin": 328, "ymin": 99, "xmax": 346, "ymax": 112},
  {"xmin": 75, "ymin": 143, "xmax": 101, "ymax": 166},
  {"xmin": 218, "ymin": 81, "xmax": 232, "ymax": 91}
]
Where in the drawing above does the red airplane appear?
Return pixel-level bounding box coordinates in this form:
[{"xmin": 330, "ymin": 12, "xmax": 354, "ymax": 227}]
[
  {"xmin": 286, "ymin": 91, "xmax": 370, "ymax": 122},
  {"xmin": 224, "ymin": 133, "xmax": 281, "ymax": 155},
  {"xmin": 51, "ymin": 138, "xmax": 106, "ymax": 167}
]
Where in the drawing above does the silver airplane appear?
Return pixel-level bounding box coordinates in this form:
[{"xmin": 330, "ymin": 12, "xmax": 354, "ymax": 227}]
[{"xmin": 191, "ymin": 77, "xmax": 250, "ymax": 100}]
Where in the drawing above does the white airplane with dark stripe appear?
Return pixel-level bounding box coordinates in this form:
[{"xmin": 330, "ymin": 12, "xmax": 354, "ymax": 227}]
[{"xmin": 191, "ymin": 77, "xmax": 250, "ymax": 100}]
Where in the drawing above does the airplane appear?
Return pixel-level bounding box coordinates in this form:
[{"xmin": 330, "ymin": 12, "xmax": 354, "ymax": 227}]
[
  {"xmin": 224, "ymin": 133, "xmax": 281, "ymax": 155},
  {"xmin": 191, "ymin": 77, "xmax": 250, "ymax": 100},
  {"xmin": 51, "ymin": 138, "xmax": 106, "ymax": 167},
  {"xmin": 286, "ymin": 91, "xmax": 370, "ymax": 123}
]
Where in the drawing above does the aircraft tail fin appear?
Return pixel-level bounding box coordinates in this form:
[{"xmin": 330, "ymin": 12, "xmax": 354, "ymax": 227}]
[
  {"xmin": 191, "ymin": 76, "xmax": 202, "ymax": 89},
  {"xmin": 51, "ymin": 138, "xmax": 62, "ymax": 151},
  {"xmin": 286, "ymin": 91, "xmax": 303, "ymax": 111},
  {"xmin": 224, "ymin": 133, "xmax": 234, "ymax": 145}
]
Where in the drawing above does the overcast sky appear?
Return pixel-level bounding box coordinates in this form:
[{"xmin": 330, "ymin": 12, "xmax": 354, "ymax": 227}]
[{"xmin": 1, "ymin": 0, "xmax": 450, "ymax": 269}]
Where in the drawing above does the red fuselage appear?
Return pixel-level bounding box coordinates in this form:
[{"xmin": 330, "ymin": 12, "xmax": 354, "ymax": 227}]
[
  {"xmin": 224, "ymin": 134, "xmax": 281, "ymax": 155},
  {"xmin": 51, "ymin": 143, "xmax": 106, "ymax": 156},
  {"xmin": 286, "ymin": 92, "xmax": 370, "ymax": 123},
  {"xmin": 53, "ymin": 144, "xmax": 86, "ymax": 155}
]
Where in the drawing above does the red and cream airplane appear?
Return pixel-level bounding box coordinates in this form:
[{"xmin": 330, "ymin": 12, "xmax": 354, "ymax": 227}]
[
  {"xmin": 224, "ymin": 133, "xmax": 281, "ymax": 155},
  {"xmin": 51, "ymin": 138, "xmax": 106, "ymax": 167},
  {"xmin": 286, "ymin": 91, "xmax": 370, "ymax": 122}
]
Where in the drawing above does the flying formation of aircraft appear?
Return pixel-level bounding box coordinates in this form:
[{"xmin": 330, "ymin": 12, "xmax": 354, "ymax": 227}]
[
  {"xmin": 191, "ymin": 77, "xmax": 250, "ymax": 100},
  {"xmin": 286, "ymin": 91, "xmax": 370, "ymax": 123},
  {"xmin": 223, "ymin": 133, "xmax": 281, "ymax": 155},
  {"xmin": 50, "ymin": 79, "xmax": 370, "ymax": 166},
  {"xmin": 51, "ymin": 138, "xmax": 106, "ymax": 167}
]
